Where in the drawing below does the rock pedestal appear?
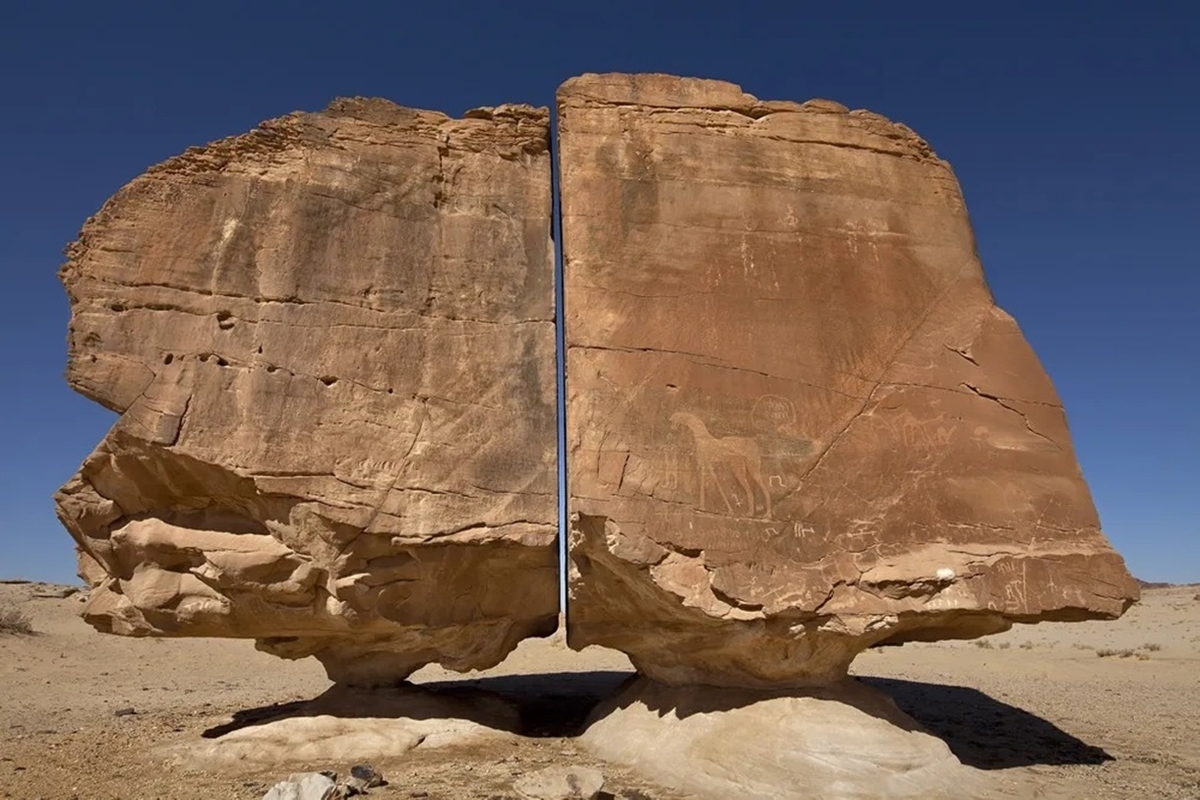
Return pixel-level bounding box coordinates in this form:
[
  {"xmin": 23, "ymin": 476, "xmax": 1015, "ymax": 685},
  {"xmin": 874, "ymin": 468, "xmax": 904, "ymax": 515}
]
[
  {"xmin": 56, "ymin": 98, "xmax": 558, "ymax": 684},
  {"xmin": 581, "ymin": 678, "xmax": 983, "ymax": 799},
  {"xmin": 558, "ymin": 73, "xmax": 1138, "ymax": 688}
]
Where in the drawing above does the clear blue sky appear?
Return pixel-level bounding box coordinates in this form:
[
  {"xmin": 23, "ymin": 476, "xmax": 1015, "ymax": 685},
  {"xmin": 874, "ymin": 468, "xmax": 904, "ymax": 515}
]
[{"xmin": 1, "ymin": 2, "xmax": 1195, "ymax": 584}]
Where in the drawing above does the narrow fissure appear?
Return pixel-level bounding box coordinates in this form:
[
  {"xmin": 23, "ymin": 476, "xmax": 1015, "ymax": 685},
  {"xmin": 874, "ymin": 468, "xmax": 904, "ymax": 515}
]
[{"xmin": 550, "ymin": 109, "xmax": 569, "ymax": 627}]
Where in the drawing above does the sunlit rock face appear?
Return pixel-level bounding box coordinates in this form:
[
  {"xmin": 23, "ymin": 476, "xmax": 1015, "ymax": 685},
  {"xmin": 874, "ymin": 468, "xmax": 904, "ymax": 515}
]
[
  {"xmin": 558, "ymin": 73, "xmax": 1138, "ymax": 688},
  {"xmin": 56, "ymin": 98, "xmax": 559, "ymax": 685}
]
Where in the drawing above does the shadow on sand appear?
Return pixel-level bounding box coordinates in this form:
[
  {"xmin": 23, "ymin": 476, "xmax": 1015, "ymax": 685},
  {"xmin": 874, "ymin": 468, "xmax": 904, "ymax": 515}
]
[
  {"xmin": 860, "ymin": 676, "xmax": 1113, "ymax": 769},
  {"xmin": 204, "ymin": 670, "xmax": 1110, "ymax": 770}
]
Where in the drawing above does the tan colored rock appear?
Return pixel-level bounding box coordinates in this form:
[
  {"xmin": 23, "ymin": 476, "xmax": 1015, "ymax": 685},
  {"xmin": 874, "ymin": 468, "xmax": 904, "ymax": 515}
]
[
  {"xmin": 56, "ymin": 98, "xmax": 558, "ymax": 684},
  {"xmin": 173, "ymin": 684, "xmax": 518, "ymax": 764},
  {"xmin": 559, "ymin": 73, "xmax": 1139, "ymax": 687},
  {"xmin": 580, "ymin": 678, "xmax": 983, "ymax": 799},
  {"xmin": 513, "ymin": 765, "xmax": 605, "ymax": 800}
]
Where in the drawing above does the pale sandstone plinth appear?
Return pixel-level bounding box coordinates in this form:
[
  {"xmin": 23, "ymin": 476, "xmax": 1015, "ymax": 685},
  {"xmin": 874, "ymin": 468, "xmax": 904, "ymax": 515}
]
[{"xmin": 581, "ymin": 678, "xmax": 983, "ymax": 799}]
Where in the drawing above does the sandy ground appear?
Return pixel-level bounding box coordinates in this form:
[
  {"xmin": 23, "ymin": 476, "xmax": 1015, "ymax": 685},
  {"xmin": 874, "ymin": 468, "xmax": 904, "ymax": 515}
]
[{"xmin": 1, "ymin": 581, "xmax": 1198, "ymax": 799}]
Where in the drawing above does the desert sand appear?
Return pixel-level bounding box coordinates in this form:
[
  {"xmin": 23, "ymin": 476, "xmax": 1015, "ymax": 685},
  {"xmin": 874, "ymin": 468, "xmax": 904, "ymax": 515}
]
[{"xmin": 1, "ymin": 581, "xmax": 1198, "ymax": 799}]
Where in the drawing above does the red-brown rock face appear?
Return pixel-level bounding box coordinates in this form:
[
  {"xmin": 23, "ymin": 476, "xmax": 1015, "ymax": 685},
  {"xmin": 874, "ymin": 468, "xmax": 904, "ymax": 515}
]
[
  {"xmin": 559, "ymin": 73, "xmax": 1138, "ymax": 687},
  {"xmin": 56, "ymin": 98, "xmax": 558, "ymax": 685}
]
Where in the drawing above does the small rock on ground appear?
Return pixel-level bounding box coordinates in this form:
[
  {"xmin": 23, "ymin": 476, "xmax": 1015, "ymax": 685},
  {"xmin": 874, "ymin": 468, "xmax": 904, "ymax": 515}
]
[
  {"xmin": 263, "ymin": 772, "xmax": 337, "ymax": 800},
  {"xmin": 513, "ymin": 765, "xmax": 605, "ymax": 800}
]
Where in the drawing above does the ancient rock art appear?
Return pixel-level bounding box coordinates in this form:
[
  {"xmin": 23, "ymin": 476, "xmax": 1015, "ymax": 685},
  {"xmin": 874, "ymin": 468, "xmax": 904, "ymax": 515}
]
[
  {"xmin": 56, "ymin": 98, "xmax": 558, "ymax": 685},
  {"xmin": 669, "ymin": 411, "xmax": 772, "ymax": 517},
  {"xmin": 559, "ymin": 73, "xmax": 1138, "ymax": 687}
]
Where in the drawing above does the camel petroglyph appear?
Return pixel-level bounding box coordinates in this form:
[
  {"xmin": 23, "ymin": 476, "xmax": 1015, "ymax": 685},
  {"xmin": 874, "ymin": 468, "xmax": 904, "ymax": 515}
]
[{"xmin": 670, "ymin": 411, "xmax": 772, "ymax": 518}]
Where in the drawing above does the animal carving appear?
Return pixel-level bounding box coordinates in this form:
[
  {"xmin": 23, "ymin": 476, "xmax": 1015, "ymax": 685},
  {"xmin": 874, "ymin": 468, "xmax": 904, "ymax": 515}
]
[{"xmin": 670, "ymin": 412, "xmax": 772, "ymax": 518}]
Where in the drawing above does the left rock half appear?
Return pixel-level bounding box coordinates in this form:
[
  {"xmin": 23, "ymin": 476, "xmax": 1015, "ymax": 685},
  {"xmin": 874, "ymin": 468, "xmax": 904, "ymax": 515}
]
[{"xmin": 55, "ymin": 98, "xmax": 558, "ymax": 685}]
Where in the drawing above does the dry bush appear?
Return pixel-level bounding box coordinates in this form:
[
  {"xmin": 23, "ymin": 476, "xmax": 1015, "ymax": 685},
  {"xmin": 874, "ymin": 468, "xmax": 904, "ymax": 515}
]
[
  {"xmin": 1097, "ymin": 648, "xmax": 1137, "ymax": 659},
  {"xmin": 1143, "ymin": 643, "xmax": 1163, "ymax": 652},
  {"xmin": 0, "ymin": 604, "xmax": 34, "ymax": 635},
  {"xmin": 973, "ymin": 639, "xmax": 994, "ymax": 649},
  {"xmin": 997, "ymin": 642, "xmax": 1011, "ymax": 650},
  {"xmin": 1019, "ymin": 641, "xmax": 1035, "ymax": 650}
]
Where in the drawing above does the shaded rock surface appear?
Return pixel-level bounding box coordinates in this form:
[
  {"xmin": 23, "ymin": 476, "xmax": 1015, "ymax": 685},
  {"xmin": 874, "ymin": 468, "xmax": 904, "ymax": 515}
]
[
  {"xmin": 558, "ymin": 73, "xmax": 1138, "ymax": 687},
  {"xmin": 56, "ymin": 97, "xmax": 558, "ymax": 684},
  {"xmin": 580, "ymin": 677, "xmax": 983, "ymax": 799}
]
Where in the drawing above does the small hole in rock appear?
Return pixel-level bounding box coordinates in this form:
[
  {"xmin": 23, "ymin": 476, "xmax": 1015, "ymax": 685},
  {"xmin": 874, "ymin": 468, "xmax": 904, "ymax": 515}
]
[
  {"xmin": 199, "ymin": 354, "xmax": 210, "ymax": 362},
  {"xmin": 216, "ymin": 357, "xmax": 229, "ymax": 367},
  {"xmin": 266, "ymin": 365, "xmax": 278, "ymax": 373},
  {"xmin": 163, "ymin": 354, "xmax": 174, "ymax": 365},
  {"xmin": 320, "ymin": 376, "xmax": 338, "ymax": 386},
  {"xmin": 387, "ymin": 388, "xmax": 394, "ymax": 394},
  {"xmin": 255, "ymin": 345, "xmax": 263, "ymax": 354},
  {"xmin": 110, "ymin": 303, "xmax": 125, "ymax": 312}
]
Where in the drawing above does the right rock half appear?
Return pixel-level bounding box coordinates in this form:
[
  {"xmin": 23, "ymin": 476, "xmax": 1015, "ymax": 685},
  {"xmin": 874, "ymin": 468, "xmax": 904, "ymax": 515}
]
[{"xmin": 558, "ymin": 73, "xmax": 1138, "ymax": 688}]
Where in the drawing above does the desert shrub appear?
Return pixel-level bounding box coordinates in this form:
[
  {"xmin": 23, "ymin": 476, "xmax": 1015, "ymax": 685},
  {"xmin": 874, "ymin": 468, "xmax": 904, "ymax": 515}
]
[
  {"xmin": 1143, "ymin": 643, "xmax": 1163, "ymax": 652},
  {"xmin": 973, "ymin": 639, "xmax": 994, "ymax": 649},
  {"xmin": 0, "ymin": 604, "xmax": 34, "ymax": 635},
  {"xmin": 1019, "ymin": 641, "xmax": 1035, "ymax": 650},
  {"xmin": 997, "ymin": 642, "xmax": 1011, "ymax": 650},
  {"xmin": 1096, "ymin": 648, "xmax": 1137, "ymax": 658}
]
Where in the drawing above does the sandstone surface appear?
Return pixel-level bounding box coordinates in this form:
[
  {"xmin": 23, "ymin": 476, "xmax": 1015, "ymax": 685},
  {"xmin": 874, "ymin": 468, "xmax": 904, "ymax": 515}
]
[
  {"xmin": 581, "ymin": 678, "xmax": 982, "ymax": 799},
  {"xmin": 56, "ymin": 97, "xmax": 558, "ymax": 684},
  {"xmin": 559, "ymin": 73, "xmax": 1139, "ymax": 687},
  {"xmin": 175, "ymin": 685, "xmax": 518, "ymax": 765}
]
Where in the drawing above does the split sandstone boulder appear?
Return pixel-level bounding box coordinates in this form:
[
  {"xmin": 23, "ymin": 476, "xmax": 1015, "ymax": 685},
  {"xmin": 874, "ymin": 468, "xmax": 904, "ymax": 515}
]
[
  {"xmin": 559, "ymin": 73, "xmax": 1138, "ymax": 688},
  {"xmin": 56, "ymin": 74, "xmax": 1138, "ymax": 692}
]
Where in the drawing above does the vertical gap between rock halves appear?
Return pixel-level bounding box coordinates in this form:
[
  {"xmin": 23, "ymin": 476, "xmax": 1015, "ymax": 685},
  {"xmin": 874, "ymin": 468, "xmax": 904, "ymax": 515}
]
[{"xmin": 550, "ymin": 110, "xmax": 569, "ymax": 628}]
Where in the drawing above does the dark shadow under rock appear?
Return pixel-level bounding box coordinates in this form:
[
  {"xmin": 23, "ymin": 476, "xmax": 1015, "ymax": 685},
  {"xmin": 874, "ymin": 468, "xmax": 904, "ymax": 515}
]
[{"xmin": 201, "ymin": 670, "xmax": 634, "ymax": 742}]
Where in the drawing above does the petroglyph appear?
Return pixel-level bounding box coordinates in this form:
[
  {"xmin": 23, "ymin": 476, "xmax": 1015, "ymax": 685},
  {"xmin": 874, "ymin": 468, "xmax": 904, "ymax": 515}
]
[
  {"xmin": 671, "ymin": 411, "xmax": 772, "ymax": 518},
  {"xmin": 752, "ymin": 394, "xmax": 797, "ymax": 433}
]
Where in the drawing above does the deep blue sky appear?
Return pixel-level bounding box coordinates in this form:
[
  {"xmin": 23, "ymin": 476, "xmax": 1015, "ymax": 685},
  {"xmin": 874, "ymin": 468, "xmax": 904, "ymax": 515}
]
[{"xmin": 2, "ymin": 2, "xmax": 1195, "ymax": 583}]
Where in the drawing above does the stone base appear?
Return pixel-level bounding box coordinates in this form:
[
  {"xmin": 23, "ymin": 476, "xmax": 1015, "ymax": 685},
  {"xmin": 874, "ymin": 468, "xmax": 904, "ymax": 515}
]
[
  {"xmin": 167, "ymin": 684, "xmax": 518, "ymax": 765},
  {"xmin": 579, "ymin": 677, "xmax": 985, "ymax": 799}
]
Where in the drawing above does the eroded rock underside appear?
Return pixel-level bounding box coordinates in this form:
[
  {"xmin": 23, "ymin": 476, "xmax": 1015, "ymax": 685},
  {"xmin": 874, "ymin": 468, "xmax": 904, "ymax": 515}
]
[
  {"xmin": 56, "ymin": 98, "xmax": 558, "ymax": 684},
  {"xmin": 559, "ymin": 73, "xmax": 1139, "ymax": 687}
]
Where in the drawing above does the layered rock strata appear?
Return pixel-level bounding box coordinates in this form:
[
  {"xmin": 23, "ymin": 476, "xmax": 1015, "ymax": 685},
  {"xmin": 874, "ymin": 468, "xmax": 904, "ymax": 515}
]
[
  {"xmin": 56, "ymin": 98, "xmax": 558, "ymax": 684},
  {"xmin": 559, "ymin": 73, "xmax": 1138, "ymax": 687}
]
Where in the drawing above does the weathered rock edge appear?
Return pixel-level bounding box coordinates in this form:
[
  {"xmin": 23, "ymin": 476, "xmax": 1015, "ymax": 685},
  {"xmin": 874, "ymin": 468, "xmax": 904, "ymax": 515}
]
[
  {"xmin": 560, "ymin": 72, "xmax": 1138, "ymax": 687},
  {"xmin": 56, "ymin": 97, "xmax": 558, "ymax": 684}
]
